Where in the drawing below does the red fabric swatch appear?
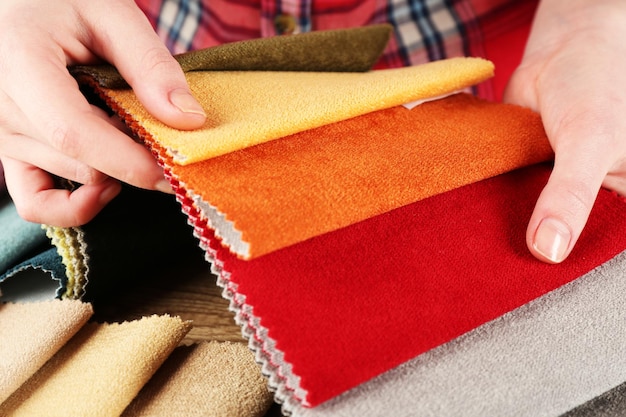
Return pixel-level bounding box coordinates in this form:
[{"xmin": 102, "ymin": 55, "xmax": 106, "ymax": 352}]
[{"xmin": 173, "ymin": 163, "xmax": 626, "ymax": 407}]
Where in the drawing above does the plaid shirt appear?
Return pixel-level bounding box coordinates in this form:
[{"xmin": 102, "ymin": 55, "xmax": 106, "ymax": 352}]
[{"xmin": 135, "ymin": 0, "xmax": 538, "ymax": 100}]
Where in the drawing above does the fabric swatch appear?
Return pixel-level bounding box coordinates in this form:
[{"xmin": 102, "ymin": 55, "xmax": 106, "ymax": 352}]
[
  {"xmin": 170, "ymin": 93, "xmax": 552, "ymax": 258},
  {"xmin": 0, "ymin": 299, "xmax": 93, "ymax": 404},
  {"xmin": 286, "ymin": 248, "xmax": 626, "ymax": 417},
  {"xmin": 0, "ymin": 260, "xmax": 64, "ymax": 302},
  {"xmin": 43, "ymin": 185, "xmax": 202, "ymax": 302},
  {"xmin": 70, "ymin": 24, "xmax": 392, "ymax": 89},
  {"xmin": 44, "ymin": 225, "xmax": 89, "ymax": 299},
  {"xmin": 561, "ymin": 382, "xmax": 626, "ymax": 417},
  {"xmin": 0, "ymin": 315, "xmax": 192, "ymax": 417},
  {"xmin": 94, "ymin": 57, "xmax": 494, "ymax": 163},
  {"xmin": 0, "ymin": 249, "xmax": 66, "ymax": 302},
  {"xmin": 122, "ymin": 341, "xmax": 273, "ymax": 417},
  {"xmin": 0, "ymin": 197, "xmax": 49, "ymax": 274},
  {"xmin": 173, "ymin": 163, "xmax": 626, "ymax": 408}
]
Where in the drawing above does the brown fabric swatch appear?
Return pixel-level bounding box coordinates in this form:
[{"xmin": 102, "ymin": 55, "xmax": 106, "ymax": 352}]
[
  {"xmin": 0, "ymin": 315, "xmax": 191, "ymax": 417},
  {"xmin": 70, "ymin": 25, "xmax": 392, "ymax": 89},
  {"xmin": 0, "ymin": 300, "xmax": 93, "ymax": 404},
  {"xmin": 123, "ymin": 341, "xmax": 273, "ymax": 417}
]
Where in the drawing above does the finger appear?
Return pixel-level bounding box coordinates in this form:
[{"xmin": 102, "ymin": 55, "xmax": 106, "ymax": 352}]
[
  {"xmin": 82, "ymin": 0, "xmax": 206, "ymax": 130},
  {"xmin": 1, "ymin": 46, "xmax": 170, "ymax": 192},
  {"xmin": 527, "ymin": 141, "xmax": 610, "ymax": 264},
  {"xmin": 2, "ymin": 156, "xmax": 121, "ymax": 227},
  {"xmin": 0, "ymin": 130, "xmax": 108, "ymax": 186}
]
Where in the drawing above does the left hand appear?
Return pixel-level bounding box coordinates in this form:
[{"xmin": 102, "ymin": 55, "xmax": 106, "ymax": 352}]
[{"xmin": 504, "ymin": 0, "xmax": 626, "ymax": 263}]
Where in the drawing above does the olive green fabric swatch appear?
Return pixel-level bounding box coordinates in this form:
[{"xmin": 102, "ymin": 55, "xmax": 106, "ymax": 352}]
[{"xmin": 70, "ymin": 24, "xmax": 392, "ymax": 89}]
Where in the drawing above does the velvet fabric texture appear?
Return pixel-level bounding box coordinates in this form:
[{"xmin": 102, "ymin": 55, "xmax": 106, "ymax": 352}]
[
  {"xmin": 562, "ymin": 383, "xmax": 626, "ymax": 417},
  {"xmin": 287, "ymin": 248, "xmax": 626, "ymax": 417},
  {"xmin": 0, "ymin": 315, "xmax": 191, "ymax": 417},
  {"xmin": 96, "ymin": 57, "xmax": 493, "ymax": 164},
  {"xmin": 122, "ymin": 341, "xmax": 274, "ymax": 417},
  {"xmin": 70, "ymin": 25, "xmax": 392, "ymax": 89},
  {"xmin": 173, "ymin": 163, "xmax": 626, "ymax": 409},
  {"xmin": 0, "ymin": 300, "xmax": 93, "ymax": 404},
  {"xmin": 0, "ymin": 197, "xmax": 65, "ymax": 300},
  {"xmin": 169, "ymin": 93, "xmax": 552, "ymax": 258},
  {"xmin": 0, "ymin": 197, "xmax": 49, "ymax": 274},
  {"xmin": 64, "ymin": 28, "xmax": 626, "ymax": 413},
  {"xmin": 0, "ymin": 248, "xmax": 67, "ymax": 301}
]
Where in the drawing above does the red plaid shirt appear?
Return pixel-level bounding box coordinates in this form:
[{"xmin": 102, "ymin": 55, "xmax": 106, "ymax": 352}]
[{"xmin": 135, "ymin": 0, "xmax": 539, "ymax": 100}]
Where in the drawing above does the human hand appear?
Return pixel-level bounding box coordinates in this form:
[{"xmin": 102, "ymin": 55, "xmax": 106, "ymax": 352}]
[
  {"xmin": 504, "ymin": 0, "xmax": 626, "ymax": 263},
  {"xmin": 0, "ymin": 0, "xmax": 206, "ymax": 227}
]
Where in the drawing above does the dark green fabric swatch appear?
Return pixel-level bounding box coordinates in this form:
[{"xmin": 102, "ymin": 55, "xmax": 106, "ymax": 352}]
[
  {"xmin": 561, "ymin": 383, "xmax": 626, "ymax": 417},
  {"xmin": 69, "ymin": 24, "xmax": 392, "ymax": 89}
]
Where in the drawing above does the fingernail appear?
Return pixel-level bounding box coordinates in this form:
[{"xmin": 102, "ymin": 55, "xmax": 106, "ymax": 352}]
[
  {"xmin": 155, "ymin": 179, "xmax": 174, "ymax": 194},
  {"xmin": 533, "ymin": 218, "xmax": 572, "ymax": 263},
  {"xmin": 169, "ymin": 89, "xmax": 206, "ymax": 116}
]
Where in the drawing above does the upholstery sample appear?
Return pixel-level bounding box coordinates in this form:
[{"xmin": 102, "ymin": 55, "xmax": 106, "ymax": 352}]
[
  {"xmin": 0, "ymin": 197, "xmax": 49, "ymax": 274},
  {"xmin": 169, "ymin": 93, "xmax": 552, "ymax": 258},
  {"xmin": 0, "ymin": 300, "xmax": 93, "ymax": 404},
  {"xmin": 174, "ymin": 163, "xmax": 626, "ymax": 409},
  {"xmin": 43, "ymin": 185, "xmax": 202, "ymax": 302},
  {"xmin": 287, "ymin": 249, "xmax": 626, "ymax": 417},
  {"xmin": 122, "ymin": 341, "xmax": 274, "ymax": 417},
  {"xmin": 561, "ymin": 383, "xmax": 626, "ymax": 417},
  {"xmin": 95, "ymin": 57, "xmax": 494, "ymax": 164},
  {"xmin": 63, "ymin": 27, "xmax": 626, "ymax": 414},
  {"xmin": 0, "ymin": 315, "xmax": 191, "ymax": 417},
  {"xmin": 70, "ymin": 24, "xmax": 393, "ymax": 89}
]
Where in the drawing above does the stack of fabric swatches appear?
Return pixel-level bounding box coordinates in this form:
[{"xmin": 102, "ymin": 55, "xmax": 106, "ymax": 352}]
[{"xmin": 6, "ymin": 25, "xmax": 626, "ymax": 415}]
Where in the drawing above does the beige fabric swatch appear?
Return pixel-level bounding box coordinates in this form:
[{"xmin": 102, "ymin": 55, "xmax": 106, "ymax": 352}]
[
  {"xmin": 0, "ymin": 300, "xmax": 93, "ymax": 404},
  {"xmin": 100, "ymin": 57, "xmax": 494, "ymax": 164},
  {"xmin": 123, "ymin": 341, "xmax": 273, "ymax": 417},
  {"xmin": 0, "ymin": 315, "xmax": 191, "ymax": 417}
]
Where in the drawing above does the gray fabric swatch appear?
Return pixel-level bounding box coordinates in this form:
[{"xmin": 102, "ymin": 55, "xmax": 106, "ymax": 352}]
[
  {"xmin": 560, "ymin": 382, "xmax": 626, "ymax": 417},
  {"xmin": 289, "ymin": 250, "xmax": 626, "ymax": 417}
]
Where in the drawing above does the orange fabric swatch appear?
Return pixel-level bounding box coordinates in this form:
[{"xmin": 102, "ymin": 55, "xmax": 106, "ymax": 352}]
[
  {"xmin": 168, "ymin": 93, "xmax": 553, "ymax": 259},
  {"xmin": 98, "ymin": 57, "xmax": 494, "ymax": 164}
]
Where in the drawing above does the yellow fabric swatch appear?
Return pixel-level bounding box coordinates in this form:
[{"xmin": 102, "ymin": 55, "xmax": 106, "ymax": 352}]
[
  {"xmin": 0, "ymin": 315, "xmax": 191, "ymax": 417},
  {"xmin": 169, "ymin": 93, "xmax": 553, "ymax": 259},
  {"xmin": 99, "ymin": 57, "xmax": 494, "ymax": 164},
  {"xmin": 0, "ymin": 300, "xmax": 93, "ymax": 404},
  {"xmin": 123, "ymin": 342, "xmax": 273, "ymax": 417},
  {"xmin": 44, "ymin": 225, "xmax": 89, "ymax": 299}
]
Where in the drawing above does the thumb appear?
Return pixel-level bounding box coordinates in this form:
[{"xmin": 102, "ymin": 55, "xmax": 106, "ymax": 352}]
[
  {"xmin": 87, "ymin": 1, "xmax": 206, "ymax": 130},
  {"xmin": 527, "ymin": 148, "xmax": 607, "ymax": 264}
]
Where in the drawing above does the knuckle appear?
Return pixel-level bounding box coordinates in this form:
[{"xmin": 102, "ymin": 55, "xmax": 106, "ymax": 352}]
[
  {"xmin": 47, "ymin": 120, "xmax": 81, "ymax": 158},
  {"xmin": 133, "ymin": 46, "xmax": 181, "ymax": 82},
  {"xmin": 72, "ymin": 164, "xmax": 100, "ymax": 185},
  {"xmin": 564, "ymin": 185, "xmax": 596, "ymax": 214},
  {"xmin": 14, "ymin": 201, "xmax": 41, "ymax": 224}
]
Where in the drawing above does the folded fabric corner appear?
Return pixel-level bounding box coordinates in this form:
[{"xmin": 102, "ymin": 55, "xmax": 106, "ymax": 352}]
[
  {"xmin": 0, "ymin": 315, "xmax": 192, "ymax": 417},
  {"xmin": 87, "ymin": 57, "xmax": 494, "ymax": 164}
]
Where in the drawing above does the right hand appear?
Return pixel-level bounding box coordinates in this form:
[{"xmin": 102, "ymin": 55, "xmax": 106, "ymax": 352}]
[{"xmin": 0, "ymin": 0, "xmax": 206, "ymax": 227}]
